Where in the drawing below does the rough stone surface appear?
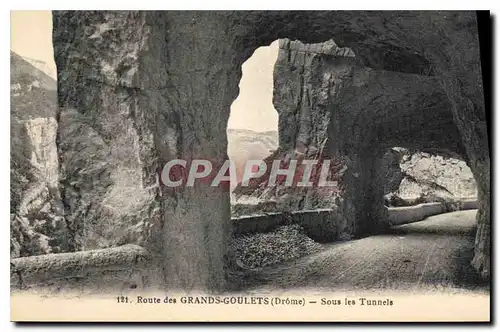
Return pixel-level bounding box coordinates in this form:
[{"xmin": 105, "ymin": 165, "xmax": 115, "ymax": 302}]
[
  {"xmin": 52, "ymin": 12, "xmax": 163, "ymax": 256},
  {"xmin": 397, "ymin": 150, "xmax": 477, "ymax": 199},
  {"xmin": 10, "ymin": 52, "xmax": 67, "ymax": 258},
  {"xmin": 10, "ymin": 244, "xmax": 159, "ymax": 292},
  {"xmin": 52, "ymin": 11, "xmax": 236, "ymax": 291},
  {"xmin": 234, "ymin": 36, "xmax": 473, "ymax": 237},
  {"xmin": 51, "ymin": 11, "xmax": 490, "ymax": 289},
  {"xmin": 229, "ymin": 136, "xmax": 476, "ymax": 216}
]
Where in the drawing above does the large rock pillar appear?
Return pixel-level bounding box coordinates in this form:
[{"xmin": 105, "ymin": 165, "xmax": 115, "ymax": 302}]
[
  {"xmin": 53, "ymin": 11, "xmax": 164, "ymax": 252},
  {"xmin": 53, "ymin": 11, "xmax": 244, "ymax": 291},
  {"xmin": 156, "ymin": 12, "xmax": 245, "ymax": 290},
  {"xmin": 426, "ymin": 12, "xmax": 490, "ymax": 278}
]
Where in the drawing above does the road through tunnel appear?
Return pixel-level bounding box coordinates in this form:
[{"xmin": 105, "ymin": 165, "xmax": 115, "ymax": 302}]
[{"xmin": 52, "ymin": 11, "xmax": 489, "ymax": 292}]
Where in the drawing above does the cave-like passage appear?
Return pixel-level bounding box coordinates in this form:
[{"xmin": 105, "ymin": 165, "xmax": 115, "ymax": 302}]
[{"xmin": 52, "ymin": 11, "xmax": 489, "ymax": 292}]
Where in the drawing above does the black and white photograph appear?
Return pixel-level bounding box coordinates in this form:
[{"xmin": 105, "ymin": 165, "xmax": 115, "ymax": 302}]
[{"xmin": 8, "ymin": 8, "xmax": 491, "ymax": 322}]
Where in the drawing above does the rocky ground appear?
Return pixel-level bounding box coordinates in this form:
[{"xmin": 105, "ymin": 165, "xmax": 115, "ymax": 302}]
[
  {"xmin": 228, "ymin": 224, "xmax": 323, "ymax": 270},
  {"xmin": 229, "ymin": 210, "xmax": 488, "ymax": 294}
]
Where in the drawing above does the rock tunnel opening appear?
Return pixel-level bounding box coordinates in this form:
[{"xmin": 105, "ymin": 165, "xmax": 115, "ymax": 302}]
[
  {"xmin": 380, "ymin": 147, "xmax": 478, "ymax": 209},
  {"xmin": 19, "ymin": 11, "xmax": 487, "ymax": 294},
  {"xmin": 227, "ymin": 40, "xmax": 280, "ymax": 211},
  {"xmin": 227, "ymin": 35, "xmax": 481, "ymax": 242}
]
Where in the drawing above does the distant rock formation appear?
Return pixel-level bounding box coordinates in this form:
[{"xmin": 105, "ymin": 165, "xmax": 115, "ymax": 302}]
[
  {"xmin": 232, "ymin": 39, "xmax": 353, "ymax": 227},
  {"xmin": 227, "ymin": 129, "xmax": 278, "ymax": 188},
  {"xmin": 20, "ymin": 55, "xmax": 57, "ymax": 79},
  {"xmin": 397, "ymin": 150, "xmax": 477, "ymax": 199},
  {"xmin": 10, "ymin": 51, "xmax": 67, "ymax": 258},
  {"xmin": 381, "ymin": 148, "xmax": 477, "ymax": 208}
]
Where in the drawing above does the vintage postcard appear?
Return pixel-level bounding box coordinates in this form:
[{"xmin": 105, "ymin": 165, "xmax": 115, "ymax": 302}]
[{"xmin": 10, "ymin": 10, "xmax": 491, "ymax": 322}]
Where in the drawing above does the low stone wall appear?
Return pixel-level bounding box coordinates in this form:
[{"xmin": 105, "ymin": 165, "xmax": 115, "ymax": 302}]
[
  {"xmin": 232, "ymin": 198, "xmax": 478, "ymax": 236},
  {"xmin": 387, "ymin": 203, "xmax": 443, "ymax": 226},
  {"xmin": 10, "ymin": 244, "xmax": 160, "ymax": 292},
  {"xmin": 460, "ymin": 199, "xmax": 479, "ymax": 210},
  {"xmin": 387, "ymin": 198, "xmax": 478, "ymax": 226},
  {"xmin": 232, "ymin": 212, "xmax": 286, "ymax": 235},
  {"xmin": 232, "ymin": 209, "xmax": 338, "ymax": 242}
]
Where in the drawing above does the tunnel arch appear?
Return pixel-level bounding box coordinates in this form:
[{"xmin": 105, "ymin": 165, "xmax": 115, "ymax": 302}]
[
  {"xmin": 269, "ymin": 35, "xmax": 473, "ymax": 237},
  {"xmin": 239, "ymin": 11, "xmax": 488, "ymax": 280},
  {"xmin": 52, "ymin": 11, "xmax": 489, "ymax": 291},
  {"xmin": 227, "ymin": 40, "xmax": 280, "ymax": 192}
]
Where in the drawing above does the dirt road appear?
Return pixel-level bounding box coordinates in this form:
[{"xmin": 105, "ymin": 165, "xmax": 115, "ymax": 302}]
[{"xmin": 243, "ymin": 210, "xmax": 489, "ymax": 293}]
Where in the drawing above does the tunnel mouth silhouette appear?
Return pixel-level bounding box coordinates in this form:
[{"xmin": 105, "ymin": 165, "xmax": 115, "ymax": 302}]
[
  {"xmin": 225, "ymin": 35, "xmax": 482, "ymax": 289},
  {"xmin": 380, "ymin": 147, "xmax": 478, "ymax": 209},
  {"xmin": 226, "ymin": 33, "xmax": 486, "ymax": 290},
  {"xmin": 41, "ymin": 12, "xmax": 490, "ymax": 293},
  {"xmin": 227, "ymin": 41, "xmax": 280, "ymax": 200}
]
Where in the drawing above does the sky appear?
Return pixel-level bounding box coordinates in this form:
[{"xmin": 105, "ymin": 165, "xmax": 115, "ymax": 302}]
[
  {"xmin": 10, "ymin": 10, "xmax": 279, "ymax": 133},
  {"xmin": 11, "ymin": 11, "xmax": 56, "ymax": 75}
]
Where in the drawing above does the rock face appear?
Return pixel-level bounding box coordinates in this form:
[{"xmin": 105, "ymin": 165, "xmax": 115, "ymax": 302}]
[
  {"xmin": 233, "ymin": 39, "xmax": 354, "ymax": 239},
  {"xmin": 10, "ymin": 52, "xmax": 67, "ymax": 258},
  {"xmin": 397, "ymin": 151, "xmax": 477, "ymax": 199},
  {"xmin": 52, "ymin": 11, "xmax": 490, "ymax": 290},
  {"xmin": 241, "ymin": 37, "xmax": 472, "ymax": 236},
  {"xmin": 52, "ymin": 12, "xmax": 234, "ymax": 291},
  {"xmin": 51, "ymin": 13, "xmax": 163, "ymax": 255},
  {"xmin": 270, "ymin": 36, "xmax": 471, "ymax": 237},
  {"xmin": 379, "ymin": 149, "xmax": 406, "ymax": 196}
]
